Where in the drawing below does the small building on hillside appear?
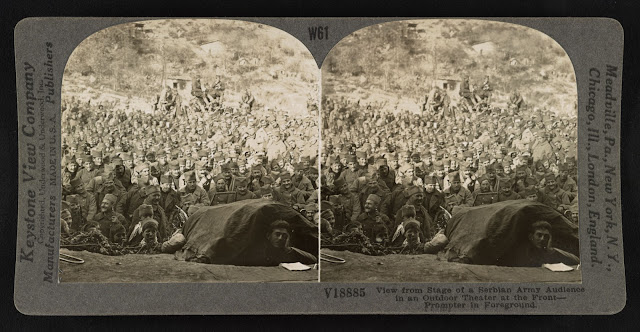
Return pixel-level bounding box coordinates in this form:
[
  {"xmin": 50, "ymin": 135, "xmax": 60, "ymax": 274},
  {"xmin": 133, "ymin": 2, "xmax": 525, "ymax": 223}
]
[
  {"xmin": 165, "ymin": 76, "xmax": 192, "ymax": 98},
  {"xmin": 433, "ymin": 78, "xmax": 461, "ymax": 96}
]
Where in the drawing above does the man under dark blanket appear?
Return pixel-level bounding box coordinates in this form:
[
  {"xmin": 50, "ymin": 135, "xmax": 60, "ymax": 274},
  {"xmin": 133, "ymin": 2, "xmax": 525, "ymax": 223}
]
[
  {"xmin": 241, "ymin": 220, "xmax": 316, "ymax": 266},
  {"xmin": 498, "ymin": 221, "xmax": 579, "ymax": 267}
]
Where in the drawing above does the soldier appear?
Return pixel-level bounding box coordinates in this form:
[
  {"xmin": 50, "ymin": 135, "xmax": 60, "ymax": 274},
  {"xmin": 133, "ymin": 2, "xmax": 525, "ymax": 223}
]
[
  {"xmin": 442, "ymin": 172, "xmax": 473, "ymax": 207},
  {"xmin": 76, "ymin": 154, "xmax": 97, "ymax": 185},
  {"xmin": 472, "ymin": 176, "xmax": 498, "ymax": 206},
  {"xmin": 178, "ymin": 171, "xmax": 209, "ymax": 206},
  {"xmin": 93, "ymin": 194, "xmax": 127, "ymax": 239},
  {"xmin": 337, "ymin": 155, "xmax": 360, "ymax": 192},
  {"xmin": 356, "ymin": 194, "xmax": 391, "ymax": 243},
  {"xmin": 541, "ymin": 173, "xmax": 572, "ymax": 211},
  {"xmin": 484, "ymin": 165, "xmax": 500, "ymax": 192},
  {"xmin": 509, "ymin": 90, "xmax": 524, "ymax": 111},
  {"xmin": 394, "ymin": 186, "xmax": 434, "ymax": 241},
  {"xmin": 376, "ymin": 158, "xmax": 396, "ymax": 192},
  {"xmin": 115, "ymin": 173, "xmax": 149, "ymax": 225},
  {"xmin": 357, "ymin": 171, "xmax": 390, "ymax": 211},
  {"xmin": 512, "ymin": 165, "xmax": 537, "ymax": 194},
  {"xmin": 130, "ymin": 185, "xmax": 168, "ymax": 241},
  {"xmin": 159, "ymin": 174, "xmax": 181, "ymax": 227},
  {"xmin": 210, "ymin": 175, "xmax": 232, "ymax": 205},
  {"xmin": 226, "ymin": 176, "xmax": 257, "ymax": 203},
  {"xmin": 69, "ymin": 177, "xmax": 97, "ymax": 226},
  {"xmin": 276, "ymin": 172, "xmax": 306, "ymax": 207},
  {"xmin": 112, "ymin": 157, "xmax": 132, "ymax": 191},
  {"xmin": 292, "ymin": 163, "xmax": 314, "ymax": 199},
  {"xmin": 556, "ymin": 163, "xmax": 577, "ymax": 201},
  {"xmin": 422, "ymin": 175, "xmax": 446, "ymax": 222},
  {"xmin": 94, "ymin": 169, "xmax": 125, "ymax": 212},
  {"xmin": 498, "ymin": 221, "xmax": 579, "ymax": 267},
  {"xmin": 62, "ymin": 159, "xmax": 79, "ymax": 196},
  {"xmin": 332, "ymin": 178, "xmax": 361, "ymax": 222},
  {"xmin": 380, "ymin": 175, "xmax": 414, "ymax": 220},
  {"xmin": 497, "ymin": 179, "xmax": 522, "ymax": 202}
]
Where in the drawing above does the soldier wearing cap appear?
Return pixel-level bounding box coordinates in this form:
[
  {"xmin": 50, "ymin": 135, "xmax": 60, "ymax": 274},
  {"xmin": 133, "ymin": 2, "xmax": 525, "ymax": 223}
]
[
  {"xmin": 167, "ymin": 160, "xmax": 181, "ymax": 190},
  {"xmin": 442, "ymin": 172, "xmax": 473, "ymax": 207},
  {"xmin": 375, "ymin": 157, "xmax": 396, "ymax": 192},
  {"xmin": 541, "ymin": 173, "xmax": 572, "ymax": 211},
  {"xmin": 332, "ymin": 177, "xmax": 361, "ymax": 223},
  {"xmin": 159, "ymin": 174, "xmax": 181, "ymax": 225},
  {"xmin": 76, "ymin": 154, "xmax": 97, "ymax": 185},
  {"xmin": 130, "ymin": 185, "xmax": 168, "ymax": 241},
  {"xmin": 226, "ymin": 176, "xmax": 257, "ymax": 203},
  {"xmin": 556, "ymin": 163, "xmax": 577, "ymax": 200},
  {"xmin": 209, "ymin": 174, "xmax": 231, "ymax": 206},
  {"xmin": 62, "ymin": 159, "xmax": 79, "ymax": 196},
  {"xmin": 93, "ymin": 193, "xmax": 127, "ymax": 239},
  {"xmin": 394, "ymin": 185, "xmax": 434, "ymax": 240},
  {"xmin": 259, "ymin": 186, "xmax": 275, "ymax": 200},
  {"xmin": 337, "ymin": 154, "xmax": 360, "ymax": 193},
  {"xmin": 112, "ymin": 156, "xmax": 132, "ymax": 191},
  {"xmin": 94, "ymin": 168, "xmax": 125, "ymax": 212},
  {"xmin": 115, "ymin": 172, "xmax": 149, "ymax": 224},
  {"xmin": 422, "ymin": 175, "xmax": 446, "ymax": 222},
  {"xmin": 178, "ymin": 171, "xmax": 210, "ymax": 206},
  {"xmin": 512, "ymin": 164, "xmax": 538, "ymax": 194},
  {"xmin": 276, "ymin": 172, "xmax": 306, "ymax": 207},
  {"xmin": 356, "ymin": 193, "xmax": 391, "ymax": 243},
  {"xmin": 246, "ymin": 164, "xmax": 265, "ymax": 194},
  {"xmin": 497, "ymin": 178, "xmax": 522, "ymax": 202},
  {"xmin": 398, "ymin": 219, "xmax": 425, "ymax": 254},
  {"xmin": 357, "ymin": 171, "xmax": 390, "ymax": 211},
  {"xmin": 472, "ymin": 176, "xmax": 498, "ymax": 206},
  {"xmin": 221, "ymin": 162, "xmax": 236, "ymax": 192},
  {"xmin": 69, "ymin": 176, "xmax": 97, "ymax": 224},
  {"xmin": 91, "ymin": 149, "xmax": 105, "ymax": 172},
  {"xmin": 292, "ymin": 163, "xmax": 314, "ymax": 200}
]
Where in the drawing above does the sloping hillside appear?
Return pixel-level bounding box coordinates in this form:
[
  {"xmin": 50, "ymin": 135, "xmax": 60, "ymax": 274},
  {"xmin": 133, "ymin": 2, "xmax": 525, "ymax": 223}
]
[
  {"xmin": 63, "ymin": 19, "xmax": 318, "ymax": 114},
  {"xmin": 322, "ymin": 19, "xmax": 577, "ymax": 115}
]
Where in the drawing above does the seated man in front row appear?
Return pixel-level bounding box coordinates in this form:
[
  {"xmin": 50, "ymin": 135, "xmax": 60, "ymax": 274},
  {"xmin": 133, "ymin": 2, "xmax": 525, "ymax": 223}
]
[
  {"xmin": 499, "ymin": 221, "xmax": 580, "ymax": 267},
  {"xmin": 241, "ymin": 220, "xmax": 317, "ymax": 266}
]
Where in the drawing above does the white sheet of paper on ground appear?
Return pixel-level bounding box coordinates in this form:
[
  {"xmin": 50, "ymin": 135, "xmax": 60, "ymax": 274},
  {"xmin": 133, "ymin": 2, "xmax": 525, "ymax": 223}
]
[
  {"xmin": 543, "ymin": 263, "xmax": 574, "ymax": 272},
  {"xmin": 280, "ymin": 262, "xmax": 311, "ymax": 271}
]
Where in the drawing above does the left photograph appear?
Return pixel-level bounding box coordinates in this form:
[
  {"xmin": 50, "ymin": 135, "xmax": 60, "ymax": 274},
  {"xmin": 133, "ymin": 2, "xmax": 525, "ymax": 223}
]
[{"xmin": 58, "ymin": 19, "xmax": 320, "ymax": 282}]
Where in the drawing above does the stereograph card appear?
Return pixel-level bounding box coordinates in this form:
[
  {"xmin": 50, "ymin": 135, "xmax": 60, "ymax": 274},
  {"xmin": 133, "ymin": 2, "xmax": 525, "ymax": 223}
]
[{"xmin": 14, "ymin": 17, "xmax": 624, "ymax": 314}]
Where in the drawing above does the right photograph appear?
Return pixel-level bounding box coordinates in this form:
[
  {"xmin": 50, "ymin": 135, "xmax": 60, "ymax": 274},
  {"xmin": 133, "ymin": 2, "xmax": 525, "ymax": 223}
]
[{"xmin": 319, "ymin": 19, "xmax": 580, "ymax": 282}]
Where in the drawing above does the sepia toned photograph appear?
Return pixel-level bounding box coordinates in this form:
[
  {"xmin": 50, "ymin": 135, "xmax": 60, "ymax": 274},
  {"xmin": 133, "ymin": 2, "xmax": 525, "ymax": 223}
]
[
  {"xmin": 58, "ymin": 19, "xmax": 320, "ymax": 282},
  {"xmin": 319, "ymin": 19, "xmax": 580, "ymax": 282}
]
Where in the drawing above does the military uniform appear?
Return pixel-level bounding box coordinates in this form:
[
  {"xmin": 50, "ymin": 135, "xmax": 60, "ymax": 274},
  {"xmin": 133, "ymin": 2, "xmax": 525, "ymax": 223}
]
[
  {"xmin": 93, "ymin": 210, "xmax": 127, "ymax": 239},
  {"xmin": 115, "ymin": 183, "xmax": 147, "ymax": 223},
  {"xmin": 130, "ymin": 203, "xmax": 168, "ymax": 241},
  {"xmin": 356, "ymin": 211, "xmax": 391, "ymax": 242},
  {"xmin": 277, "ymin": 186, "xmax": 307, "ymax": 207},
  {"xmin": 443, "ymin": 186, "xmax": 473, "ymax": 207},
  {"xmin": 541, "ymin": 186, "xmax": 572, "ymax": 210},
  {"xmin": 472, "ymin": 189, "xmax": 498, "ymax": 206},
  {"xmin": 498, "ymin": 191, "xmax": 522, "ymax": 202},
  {"xmin": 179, "ymin": 185, "xmax": 210, "ymax": 206}
]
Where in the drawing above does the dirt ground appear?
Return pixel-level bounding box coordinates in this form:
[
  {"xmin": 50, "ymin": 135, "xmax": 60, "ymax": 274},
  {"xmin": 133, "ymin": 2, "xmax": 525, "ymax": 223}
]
[
  {"xmin": 320, "ymin": 249, "xmax": 582, "ymax": 283},
  {"xmin": 59, "ymin": 249, "xmax": 317, "ymax": 283}
]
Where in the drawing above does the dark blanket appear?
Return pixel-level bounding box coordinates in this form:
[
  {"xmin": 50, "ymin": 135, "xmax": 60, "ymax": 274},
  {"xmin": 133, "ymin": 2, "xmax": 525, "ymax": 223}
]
[
  {"xmin": 177, "ymin": 200, "xmax": 317, "ymax": 265},
  {"xmin": 440, "ymin": 200, "xmax": 579, "ymax": 265}
]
